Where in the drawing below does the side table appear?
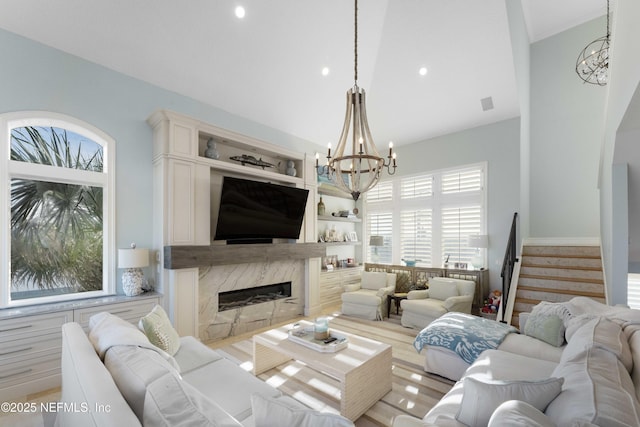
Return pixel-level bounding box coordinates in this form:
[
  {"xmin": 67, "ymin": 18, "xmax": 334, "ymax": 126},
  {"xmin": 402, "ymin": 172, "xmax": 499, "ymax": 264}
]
[{"xmin": 387, "ymin": 293, "xmax": 408, "ymax": 316}]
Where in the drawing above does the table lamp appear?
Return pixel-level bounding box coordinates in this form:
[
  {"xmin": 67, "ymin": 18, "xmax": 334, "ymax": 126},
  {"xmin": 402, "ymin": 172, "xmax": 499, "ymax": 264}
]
[
  {"xmin": 467, "ymin": 234, "xmax": 488, "ymax": 269},
  {"xmin": 370, "ymin": 235, "xmax": 384, "ymax": 263},
  {"xmin": 118, "ymin": 243, "xmax": 149, "ymax": 296}
]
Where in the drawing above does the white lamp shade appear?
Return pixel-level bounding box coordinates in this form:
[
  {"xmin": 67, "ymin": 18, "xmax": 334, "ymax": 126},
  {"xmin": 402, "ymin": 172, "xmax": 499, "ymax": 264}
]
[
  {"xmin": 369, "ymin": 235, "xmax": 384, "ymax": 246},
  {"xmin": 467, "ymin": 234, "xmax": 488, "ymax": 249},
  {"xmin": 118, "ymin": 248, "xmax": 149, "ymax": 269}
]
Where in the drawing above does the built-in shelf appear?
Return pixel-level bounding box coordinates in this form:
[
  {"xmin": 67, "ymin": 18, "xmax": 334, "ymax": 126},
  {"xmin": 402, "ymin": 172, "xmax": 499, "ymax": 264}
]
[
  {"xmin": 318, "ymin": 215, "xmax": 361, "ymax": 223},
  {"xmin": 319, "ymin": 241, "xmax": 362, "ymax": 247}
]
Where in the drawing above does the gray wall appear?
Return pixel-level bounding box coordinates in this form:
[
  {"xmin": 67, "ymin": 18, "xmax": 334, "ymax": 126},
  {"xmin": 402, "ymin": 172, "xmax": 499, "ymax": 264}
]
[
  {"xmin": 0, "ymin": 29, "xmax": 320, "ymax": 294},
  {"xmin": 529, "ymin": 17, "xmax": 607, "ymax": 238},
  {"xmin": 394, "ymin": 118, "xmax": 521, "ymax": 291}
]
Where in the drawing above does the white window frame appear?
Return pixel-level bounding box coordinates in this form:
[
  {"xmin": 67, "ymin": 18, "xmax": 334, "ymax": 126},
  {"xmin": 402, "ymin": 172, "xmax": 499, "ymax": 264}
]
[
  {"xmin": 364, "ymin": 162, "xmax": 487, "ymax": 267},
  {"xmin": 0, "ymin": 111, "xmax": 116, "ymax": 307}
]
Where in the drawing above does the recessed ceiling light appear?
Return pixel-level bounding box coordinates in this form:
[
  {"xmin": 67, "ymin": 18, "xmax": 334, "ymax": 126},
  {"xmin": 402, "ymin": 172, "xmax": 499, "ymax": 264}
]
[
  {"xmin": 321, "ymin": 67, "xmax": 330, "ymax": 77},
  {"xmin": 419, "ymin": 67, "xmax": 428, "ymax": 76},
  {"xmin": 235, "ymin": 6, "xmax": 246, "ymax": 19}
]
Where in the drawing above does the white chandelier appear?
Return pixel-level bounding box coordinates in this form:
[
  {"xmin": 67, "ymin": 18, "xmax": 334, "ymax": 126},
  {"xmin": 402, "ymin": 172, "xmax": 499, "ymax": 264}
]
[
  {"xmin": 575, "ymin": 0, "xmax": 610, "ymax": 86},
  {"xmin": 316, "ymin": 0, "xmax": 397, "ymax": 201}
]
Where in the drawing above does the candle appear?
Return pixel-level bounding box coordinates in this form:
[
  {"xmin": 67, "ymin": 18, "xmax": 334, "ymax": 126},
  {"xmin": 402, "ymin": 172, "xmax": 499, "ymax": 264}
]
[
  {"xmin": 315, "ymin": 152, "xmax": 319, "ymax": 167},
  {"xmin": 327, "ymin": 142, "xmax": 332, "ymax": 158},
  {"xmin": 388, "ymin": 141, "xmax": 394, "ymax": 157}
]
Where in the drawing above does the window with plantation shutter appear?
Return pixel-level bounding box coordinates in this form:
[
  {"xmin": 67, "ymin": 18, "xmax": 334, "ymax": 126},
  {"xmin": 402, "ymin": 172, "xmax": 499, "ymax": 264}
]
[
  {"xmin": 365, "ymin": 180, "xmax": 393, "ymax": 202},
  {"xmin": 366, "ymin": 211, "xmax": 392, "ymax": 264},
  {"xmin": 400, "ymin": 210, "xmax": 432, "ymax": 263},
  {"xmin": 363, "ymin": 163, "xmax": 486, "ymax": 267},
  {"xmin": 442, "ymin": 168, "xmax": 482, "ymax": 194},
  {"xmin": 441, "ymin": 205, "xmax": 482, "ymax": 265},
  {"xmin": 401, "ymin": 175, "xmax": 432, "ymax": 199}
]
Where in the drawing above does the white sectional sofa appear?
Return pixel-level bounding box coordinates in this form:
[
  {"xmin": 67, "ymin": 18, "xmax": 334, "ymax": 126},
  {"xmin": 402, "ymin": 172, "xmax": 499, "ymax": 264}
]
[
  {"xmin": 56, "ymin": 310, "xmax": 353, "ymax": 427},
  {"xmin": 393, "ymin": 297, "xmax": 640, "ymax": 426}
]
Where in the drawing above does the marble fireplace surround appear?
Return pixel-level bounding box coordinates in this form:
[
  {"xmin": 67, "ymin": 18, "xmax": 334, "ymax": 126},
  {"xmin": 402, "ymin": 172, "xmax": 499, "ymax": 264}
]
[{"xmin": 164, "ymin": 243, "xmax": 326, "ymax": 341}]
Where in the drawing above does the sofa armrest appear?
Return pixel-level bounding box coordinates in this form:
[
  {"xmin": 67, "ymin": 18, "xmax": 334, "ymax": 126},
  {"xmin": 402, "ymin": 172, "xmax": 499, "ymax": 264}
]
[
  {"xmin": 376, "ymin": 285, "xmax": 396, "ymax": 298},
  {"xmin": 443, "ymin": 294, "xmax": 473, "ymax": 311},
  {"xmin": 343, "ymin": 283, "xmax": 362, "ymax": 292},
  {"xmin": 392, "ymin": 415, "xmax": 439, "ymax": 427},
  {"xmin": 407, "ymin": 289, "xmax": 430, "ymax": 300}
]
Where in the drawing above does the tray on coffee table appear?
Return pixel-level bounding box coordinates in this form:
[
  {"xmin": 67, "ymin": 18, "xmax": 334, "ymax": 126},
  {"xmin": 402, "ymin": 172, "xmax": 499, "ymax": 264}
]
[{"xmin": 287, "ymin": 325, "xmax": 348, "ymax": 353}]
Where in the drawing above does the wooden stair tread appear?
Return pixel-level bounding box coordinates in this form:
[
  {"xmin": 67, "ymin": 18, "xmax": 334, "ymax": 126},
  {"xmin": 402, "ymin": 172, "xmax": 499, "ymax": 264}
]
[
  {"xmin": 519, "ymin": 274, "xmax": 604, "ymax": 285},
  {"xmin": 520, "ymin": 263, "xmax": 602, "ymax": 272},
  {"xmin": 517, "ymin": 285, "xmax": 604, "ymax": 298},
  {"xmin": 522, "ymin": 253, "xmax": 601, "ymax": 260}
]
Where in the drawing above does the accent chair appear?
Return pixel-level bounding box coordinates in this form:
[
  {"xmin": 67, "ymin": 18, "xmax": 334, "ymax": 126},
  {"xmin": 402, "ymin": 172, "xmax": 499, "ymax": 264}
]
[
  {"xmin": 400, "ymin": 277, "xmax": 475, "ymax": 329},
  {"xmin": 341, "ymin": 271, "xmax": 397, "ymax": 320}
]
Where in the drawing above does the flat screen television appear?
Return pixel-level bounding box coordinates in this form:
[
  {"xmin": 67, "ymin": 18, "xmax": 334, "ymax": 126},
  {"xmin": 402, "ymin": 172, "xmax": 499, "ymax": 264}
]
[{"xmin": 214, "ymin": 176, "xmax": 309, "ymax": 242}]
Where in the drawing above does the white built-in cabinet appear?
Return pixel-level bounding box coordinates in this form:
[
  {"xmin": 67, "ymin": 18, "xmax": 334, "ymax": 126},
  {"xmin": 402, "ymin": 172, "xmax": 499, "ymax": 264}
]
[
  {"xmin": 147, "ymin": 110, "xmax": 325, "ymax": 336},
  {"xmin": 0, "ymin": 293, "xmax": 159, "ymax": 401}
]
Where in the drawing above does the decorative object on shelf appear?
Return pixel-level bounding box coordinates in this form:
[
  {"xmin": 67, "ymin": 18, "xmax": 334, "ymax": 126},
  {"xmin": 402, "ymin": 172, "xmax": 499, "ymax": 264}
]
[
  {"xmin": 575, "ymin": 0, "xmax": 610, "ymax": 86},
  {"xmin": 315, "ymin": 0, "xmax": 397, "ymax": 201},
  {"xmin": 204, "ymin": 137, "xmax": 220, "ymax": 160},
  {"xmin": 347, "ymin": 231, "xmax": 358, "ymax": 242},
  {"xmin": 229, "ymin": 154, "xmax": 279, "ymax": 170},
  {"xmin": 317, "ymin": 196, "xmax": 326, "ymax": 216},
  {"xmin": 402, "ymin": 259, "xmax": 420, "ymax": 267},
  {"xmin": 118, "ymin": 243, "xmax": 149, "ymax": 296},
  {"xmin": 285, "ymin": 160, "xmax": 297, "ymax": 177},
  {"xmin": 468, "ymin": 234, "xmax": 489, "ymax": 269}
]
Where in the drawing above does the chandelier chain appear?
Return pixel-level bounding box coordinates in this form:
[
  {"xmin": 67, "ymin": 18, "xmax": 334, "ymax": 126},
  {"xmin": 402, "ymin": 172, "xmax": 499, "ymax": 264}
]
[{"xmin": 354, "ymin": 0, "xmax": 358, "ymax": 84}]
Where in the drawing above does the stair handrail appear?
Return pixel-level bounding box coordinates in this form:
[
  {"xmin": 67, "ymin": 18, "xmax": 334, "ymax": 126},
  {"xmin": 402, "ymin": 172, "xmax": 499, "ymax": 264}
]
[{"xmin": 500, "ymin": 212, "xmax": 519, "ymax": 322}]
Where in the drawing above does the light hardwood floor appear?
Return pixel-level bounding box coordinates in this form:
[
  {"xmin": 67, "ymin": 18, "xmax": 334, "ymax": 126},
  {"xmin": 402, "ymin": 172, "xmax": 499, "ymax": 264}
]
[{"xmin": 208, "ymin": 309, "xmax": 454, "ymax": 427}]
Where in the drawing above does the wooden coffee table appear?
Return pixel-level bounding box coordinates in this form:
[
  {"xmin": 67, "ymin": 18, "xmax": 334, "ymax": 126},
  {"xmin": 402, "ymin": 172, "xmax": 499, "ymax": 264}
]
[{"xmin": 253, "ymin": 320, "xmax": 392, "ymax": 421}]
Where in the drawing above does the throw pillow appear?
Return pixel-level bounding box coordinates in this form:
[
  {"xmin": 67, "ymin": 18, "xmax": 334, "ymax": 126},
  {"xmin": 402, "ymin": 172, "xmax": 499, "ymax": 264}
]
[
  {"xmin": 139, "ymin": 304, "xmax": 181, "ymax": 356},
  {"xmin": 524, "ymin": 314, "xmax": 565, "ymax": 347},
  {"xmin": 144, "ymin": 372, "xmax": 243, "ymax": 427},
  {"xmin": 427, "ymin": 278, "xmax": 459, "ymax": 301},
  {"xmin": 456, "ymin": 376, "xmax": 563, "ymax": 427},
  {"xmin": 488, "ymin": 400, "xmax": 556, "ymax": 427},
  {"xmin": 251, "ymin": 393, "xmax": 354, "ymax": 427}
]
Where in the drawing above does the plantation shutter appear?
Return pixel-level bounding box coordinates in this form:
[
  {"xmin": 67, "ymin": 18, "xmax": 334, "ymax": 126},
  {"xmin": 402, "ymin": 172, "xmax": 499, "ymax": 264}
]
[
  {"xmin": 365, "ymin": 181, "xmax": 393, "ymax": 202},
  {"xmin": 401, "ymin": 175, "xmax": 433, "ymax": 199},
  {"xmin": 400, "ymin": 209, "xmax": 432, "ymax": 266},
  {"xmin": 366, "ymin": 211, "xmax": 393, "ymax": 264},
  {"xmin": 442, "ymin": 168, "xmax": 482, "ymax": 194},
  {"xmin": 628, "ymin": 274, "xmax": 640, "ymax": 310},
  {"xmin": 441, "ymin": 205, "xmax": 482, "ymax": 264}
]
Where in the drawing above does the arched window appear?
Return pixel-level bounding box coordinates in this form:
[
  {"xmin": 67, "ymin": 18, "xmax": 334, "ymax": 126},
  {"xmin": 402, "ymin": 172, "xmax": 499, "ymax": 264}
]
[{"xmin": 0, "ymin": 112, "xmax": 115, "ymax": 307}]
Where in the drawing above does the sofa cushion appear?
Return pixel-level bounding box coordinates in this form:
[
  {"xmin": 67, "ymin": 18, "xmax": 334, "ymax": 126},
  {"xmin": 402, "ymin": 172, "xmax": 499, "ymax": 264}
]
[
  {"xmin": 546, "ymin": 346, "xmax": 640, "ymax": 427},
  {"xmin": 174, "ymin": 336, "xmax": 223, "ymax": 374},
  {"xmin": 626, "ymin": 324, "xmax": 640, "ymax": 401},
  {"xmin": 144, "ymin": 372, "xmax": 243, "ymax": 427},
  {"xmin": 456, "ymin": 376, "xmax": 563, "ymax": 427},
  {"xmin": 562, "ymin": 316, "xmax": 633, "ymax": 373},
  {"xmin": 182, "ymin": 356, "xmax": 282, "ymax": 422},
  {"xmin": 488, "ymin": 400, "xmax": 556, "ymax": 427},
  {"xmin": 427, "ymin": 279, "xmax": 459, "ymax": 301},
  {"xmin": 250, "ymin": 393, "xmax": 354, "ymax": 427},
  {"xmin": 360, "ymin": 271, "xmax": 389, "ymax": 290},
  {"xmin": 104, "ymin": 345, "xmax": 180, "ymax": 421},
  {"xmin": 139, "ymin": 304, "xmax": 181, "ymax": 356}
]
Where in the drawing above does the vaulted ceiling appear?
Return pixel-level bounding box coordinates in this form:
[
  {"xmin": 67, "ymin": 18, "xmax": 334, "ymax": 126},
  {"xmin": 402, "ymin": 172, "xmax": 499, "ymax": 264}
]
[{"xmin": 0, "ymin": 0, "xmax": 605, "ymax": 147}]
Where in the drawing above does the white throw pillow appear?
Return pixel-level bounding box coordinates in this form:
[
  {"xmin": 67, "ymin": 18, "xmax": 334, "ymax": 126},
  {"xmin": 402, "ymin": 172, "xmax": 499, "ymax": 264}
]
[
  {"xmin": 524, "ymin": 301, "xmax": 571, "ymax": 347},
  {"xmin": 139, "ymin": 304, "xmax": 181, "ymax": 356},
  {"xmin": 360, "ymin": 271, "xmax": 388, "ymax": 291},
  {"xmin": 427, "ymin": 278, "xmax": 459, "ymax": 301},
  {"xmin": 488, "ymin": 400, "xmax": 556, "ymax": 427},
  {"xmin": 144, "ymin": 372, "xmax": 243, "ymax": 427},
  {"xmin": 251, "ymin": 393, "xmax": 354, "ymax": 427},
  {"xmin": 456, "ymin": 377, "xmax": 563, "ymax": 427}
]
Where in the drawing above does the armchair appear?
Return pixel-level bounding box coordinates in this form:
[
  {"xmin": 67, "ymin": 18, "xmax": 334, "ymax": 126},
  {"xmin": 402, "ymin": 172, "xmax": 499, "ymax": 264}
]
[
  {"xmin": 341, "ymin": 271, "xmax": 397, "ymax": 320},
  {"xmin": 400, "ymin": 277, "xmax": 475, "ymax": 329}
]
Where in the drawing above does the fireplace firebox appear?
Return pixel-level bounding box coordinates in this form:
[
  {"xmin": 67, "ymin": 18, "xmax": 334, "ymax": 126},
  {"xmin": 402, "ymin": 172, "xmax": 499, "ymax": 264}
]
[{"xmin": 218, "ymin": 282, "xmax": 292, "ymax": 311}]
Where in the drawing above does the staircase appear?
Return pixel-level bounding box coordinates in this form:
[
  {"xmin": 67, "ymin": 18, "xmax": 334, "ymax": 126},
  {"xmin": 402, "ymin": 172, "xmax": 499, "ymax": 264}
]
[{"xmin": 510, "ymin": 244, "xmax": 606, "ymax": 329}]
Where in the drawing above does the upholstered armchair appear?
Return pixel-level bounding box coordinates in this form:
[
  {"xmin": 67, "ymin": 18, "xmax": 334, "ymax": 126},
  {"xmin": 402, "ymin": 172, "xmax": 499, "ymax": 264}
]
[
  {"xmin": 341, "ymin": 271, "xmax": 397, "ymax": 320},
  {"xmin": 400, "ymin": 277, "xmax": 475, "ymax": 329}
]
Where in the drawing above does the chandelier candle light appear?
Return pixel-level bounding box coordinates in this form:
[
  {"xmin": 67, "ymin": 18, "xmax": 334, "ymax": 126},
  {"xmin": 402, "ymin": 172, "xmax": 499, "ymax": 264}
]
[
  {"xmin": 316, "ymin": 0, "xmax": 397, "ymax": 201},
  {"xmin": 118, "ymin": 243, "xmax": 149, "ymax": 297}
]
